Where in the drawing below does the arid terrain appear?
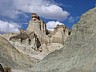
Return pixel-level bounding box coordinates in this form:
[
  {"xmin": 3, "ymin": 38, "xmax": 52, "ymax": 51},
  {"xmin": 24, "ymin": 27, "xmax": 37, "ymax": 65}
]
[{"xmin": 0, "ymin": 7, "xmax": 96, "ymax": 72}]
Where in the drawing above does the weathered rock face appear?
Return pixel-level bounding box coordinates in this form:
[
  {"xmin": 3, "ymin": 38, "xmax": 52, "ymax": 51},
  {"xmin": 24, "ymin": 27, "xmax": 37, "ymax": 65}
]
[
  {"xmin": 26, "ymin": 13, "xmax": 46, "ymax": 35},
  {"xmin": 26, "ymin": 13, "xmax": 71, "ymax": 45},
  {"xmin": 26, "ymin": 13, "xmax": 49, "ymax": 46},
  {"xmin": 0, "ymin": 13, "xmax": 71, "ymax": 71},
  {"xmin": 1, "ymin": 13, "xmax": 71, "ymax": 62},
  {"xmin": 0, "ymin": 36, "xmax": 34, "ymax": 68},
  {"xmin": 31, "ymin": 7, "xmax": 96, "ymax": 72},
  {"xmin": 49, "ymin": 25, "xmax": 71, "ymax": 44}
]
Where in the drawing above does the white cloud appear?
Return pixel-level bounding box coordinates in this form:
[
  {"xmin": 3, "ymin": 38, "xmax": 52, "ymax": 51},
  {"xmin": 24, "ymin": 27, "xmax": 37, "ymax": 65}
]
[
  {"xmin": 0, "ymin": 20, "xmax": 20, "ymax": 33},
  {"xmin": 46, "ymin": 21, "xmax": 64, "ymax": 31},
  {"xmin": 68, "ymin": 16, "xmax": 79, "ymax": 23},
  {"xmin": 0, "ymin": 0, "xmax": 21, "ymax": 18},
  {"xmin": 0, "ymin": 0, "xmax": 69, "ymax": 21}
]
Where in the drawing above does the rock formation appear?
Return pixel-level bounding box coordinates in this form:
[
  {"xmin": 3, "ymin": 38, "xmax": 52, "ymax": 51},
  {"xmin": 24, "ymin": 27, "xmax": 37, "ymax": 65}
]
[
  {"xmin": 0, "ymin": 13, "xmax": 71, "ymax": 71},
  {"xmin": 0, "ymin": 36, "xmax": 35, "ymax": 68},
  {"xmin": 0, "ymin": 6, "xmax": 96, "ymax": 72},
  {"xmin": 49, "ymin": 25, "xmax": 71, "ymax": 44},
  {"xmin": 9, "ymin": 29, "xmax": 29, "ymax": 42},
  {"xmin": 26, "ymin": 13, "xmax": 71, "ymax": 45},
  {"xmin": 26, "ymin": 13, "xmax": 46, "ymax": 34},
  {"xmin": 26, "ymin": 13, "xmax": 49, "ymax": 46},
  {"xmin": 1, "ymin": 13, "xmax": 71, "ymax": 61},
  {"xmin": 31, "ymin": 7, "xmax": 96, "ymax": 72}
]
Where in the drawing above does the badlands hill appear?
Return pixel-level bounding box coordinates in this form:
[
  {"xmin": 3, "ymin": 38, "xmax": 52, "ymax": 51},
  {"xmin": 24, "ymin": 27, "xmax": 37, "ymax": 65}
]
[
  {"xmin": 31, "ymin": 7, "xmax": 96, "ymax": 72},
  {"xmin": 0, "ymin": 7, "xmax": 96, "ymax": 72},
  {"xmin": 0, "ymin": 11, "xmax": 71, "ymax": 71},
  {"xmin": 0, "ymin": 36, "xmax": 34, "ymax": 68}
]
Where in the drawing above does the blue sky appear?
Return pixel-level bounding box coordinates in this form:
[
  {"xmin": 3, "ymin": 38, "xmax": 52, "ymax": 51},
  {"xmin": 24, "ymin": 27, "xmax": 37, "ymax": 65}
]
[{"xmin": 0, "ymin": 0, "xmax": 96, "ymax": 33}]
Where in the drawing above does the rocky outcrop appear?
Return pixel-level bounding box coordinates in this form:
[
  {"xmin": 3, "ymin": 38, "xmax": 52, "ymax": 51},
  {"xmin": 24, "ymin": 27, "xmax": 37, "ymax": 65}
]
[
  {"xmin": 26, "ymin": 13, "xmax": 49, "ymax": 46},
  {"xmin": 0, "ymin": 36, "xmax": 35, "ymax": 68},
  {"xmin": 1, "ymin": 13, "xmax": 71, "ymax": 62},
  {"xmin": 26, "ymin": 13, "xmax": 46, "ymax": 35},
  {"xmin": 0, "ymin": 13, "xmax": 71, "ymax": 71},
  {"xmin": 31, "ymin": 7, "xmax": 96, "ymax": 72},
  {"xmin": 26, "ymin": 13, "xmax": 71, "ymax": 45},
  {"xmin": 49, "ymin": 25, "xmax": 71, "ymax": 44}
]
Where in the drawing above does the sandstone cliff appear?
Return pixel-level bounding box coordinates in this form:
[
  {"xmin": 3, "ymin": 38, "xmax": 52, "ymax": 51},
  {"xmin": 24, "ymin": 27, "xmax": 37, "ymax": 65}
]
[{"xmin": 31, "ymin": 7, "xmax": 96, "ymax": 72}]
